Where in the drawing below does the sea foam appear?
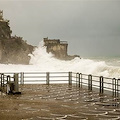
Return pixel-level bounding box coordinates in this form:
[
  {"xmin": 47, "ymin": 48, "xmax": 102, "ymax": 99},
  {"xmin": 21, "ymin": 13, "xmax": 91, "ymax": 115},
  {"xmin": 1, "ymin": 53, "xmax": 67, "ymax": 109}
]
[{"xmin": 0, "ymin": 41, "xmax": 120, "ymax": 78}]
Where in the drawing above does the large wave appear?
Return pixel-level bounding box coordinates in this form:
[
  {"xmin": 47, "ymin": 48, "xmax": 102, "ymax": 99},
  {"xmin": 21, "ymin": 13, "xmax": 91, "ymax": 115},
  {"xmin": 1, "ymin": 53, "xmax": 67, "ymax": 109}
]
[
  {"xmin": 29, "ymin": 42, "xmax": 120, "ymax": 78},
  {"xmin": 0, "ymin": 41, "xmax": 120, "ymax": 78}
]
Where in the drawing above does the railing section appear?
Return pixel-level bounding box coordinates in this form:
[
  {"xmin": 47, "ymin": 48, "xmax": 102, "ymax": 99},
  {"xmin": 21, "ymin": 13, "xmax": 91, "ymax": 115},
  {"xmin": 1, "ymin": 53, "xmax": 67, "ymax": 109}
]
[
  {"xmin": 71, "ymin": 72, "xmax": 120, "ymax": 97},
  {"xmin": 21, "ymin": 72, "xmax": 69, "ymax": 84},
  {"xmin": 0, "ymin": 72, "xmax": 120, "ymax": 97}
]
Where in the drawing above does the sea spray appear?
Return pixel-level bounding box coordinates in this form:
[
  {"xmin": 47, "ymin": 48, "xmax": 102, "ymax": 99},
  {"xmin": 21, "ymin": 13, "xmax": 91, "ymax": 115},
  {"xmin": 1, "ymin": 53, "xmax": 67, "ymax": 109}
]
[
  {"xmin": 0, "ymin": 41, "xmax": 120, "ymax": 78},
  {"xmin": 29, "ymin": 41, "xmax": 120, "ymax": 78}
]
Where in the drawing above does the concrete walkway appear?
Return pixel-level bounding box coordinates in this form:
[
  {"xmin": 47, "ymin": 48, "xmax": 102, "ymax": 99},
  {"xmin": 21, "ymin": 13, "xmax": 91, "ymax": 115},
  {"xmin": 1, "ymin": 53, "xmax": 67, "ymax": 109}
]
[{"xmin": 0, "ymin": 84, "xmax": 120, "ymax": 120}]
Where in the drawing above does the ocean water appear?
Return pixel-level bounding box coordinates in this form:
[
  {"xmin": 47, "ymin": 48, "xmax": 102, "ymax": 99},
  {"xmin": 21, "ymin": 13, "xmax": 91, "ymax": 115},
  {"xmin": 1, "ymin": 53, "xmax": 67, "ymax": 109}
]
[
  {"xmin": 86, "ymin": 56, "xmax": 120, "ymax": 67},
  {"xmin": 0, "ymin": 41, "xmax": 120, "ymax": 78}
]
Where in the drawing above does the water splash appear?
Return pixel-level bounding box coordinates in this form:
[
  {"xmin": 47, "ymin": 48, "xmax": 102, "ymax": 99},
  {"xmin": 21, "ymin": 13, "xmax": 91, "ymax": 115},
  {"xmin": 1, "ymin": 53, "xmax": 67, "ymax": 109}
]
[
  {"xmin": 29, "ymin": 41, "xmax": 120, "ymax": 78},
  {"xmin": 0, "ymin": 41, "xmax": 120, "ymax": 78}
]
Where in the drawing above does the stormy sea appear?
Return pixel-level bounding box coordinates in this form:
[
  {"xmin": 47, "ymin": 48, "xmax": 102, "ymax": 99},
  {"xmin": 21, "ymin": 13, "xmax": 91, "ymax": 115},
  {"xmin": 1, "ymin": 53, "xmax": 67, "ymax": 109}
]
[{"xmin": 0, "ymin": 41, "xmax": 120, "ymax": 79}]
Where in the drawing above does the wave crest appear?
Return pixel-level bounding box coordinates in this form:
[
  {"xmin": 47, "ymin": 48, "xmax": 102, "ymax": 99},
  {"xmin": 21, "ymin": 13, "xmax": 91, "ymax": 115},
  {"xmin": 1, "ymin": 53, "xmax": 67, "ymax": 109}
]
[{"xmin": 29, "ymin": 41, "xmax": 120, "ymax": 78}]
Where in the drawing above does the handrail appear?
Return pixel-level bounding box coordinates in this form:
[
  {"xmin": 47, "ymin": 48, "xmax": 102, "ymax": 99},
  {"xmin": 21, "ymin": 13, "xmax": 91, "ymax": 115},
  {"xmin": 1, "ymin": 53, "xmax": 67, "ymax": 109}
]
[{"xmin": 0, "ymin": 72, "xmax": 119, "ymax": 97}]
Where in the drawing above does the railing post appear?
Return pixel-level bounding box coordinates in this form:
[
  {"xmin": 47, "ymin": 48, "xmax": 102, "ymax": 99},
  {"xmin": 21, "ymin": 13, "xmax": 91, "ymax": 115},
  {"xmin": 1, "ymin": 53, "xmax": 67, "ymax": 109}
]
[
  {"xmin": 78, "ymin": 73, "xmax": 81, "ymax": 87},
  {"xmin": 1, "ymin": 73, "xmax": 4, "ymax": 88},
  {"xmin": 115, "ymin": 78, "xmax": 117, "ymax": 97},
  {"xmin": 0, "ymin": 73, "xmax": 2, "ymax": 89},
  {"xmin": 90, "ymin": 75, "xmax": 92, "ymax": 91},
  {"xmin": 88, "ymin": 75, "xmax": 90, "ymax": 90},
  {"xmin": 3, "ymin": 74, "xmax": 4, "ymax": 88},
  {"xmin": 116, "ymin": 79, "xmax": 119, "ymax": 97},
  {"xmin": 20, "ymin": 72, "xmax": 24, "ymax": 85},
  {"xmin": 6, "ymin": 75, "xmax": 11, "ymax": 94},
  {"xmin": 117, "ymin": 79, "xmax": 120, "ymax": 97},
  {"xmin": 112, "ymin": 78, "xmax": 118, "ymax": 97},
  {"xmin": 69, "ymin": 72, "xmax": 72, "ymax": 85},
  {"xmin": 79, "ymin": 73, "xmax": 82, "ymax": 88},
  {"xmin": 0, "ymin": 73, "xmax": 2, "ymax": 88},
  {"xmin": 76, "ymin": 73, "xmax": 79, "ymax": 86},
  {"xmin": 112, "ymin": 78, "xmax": 115, "ymax": 97},
  {"xmin": 100, "ymin": 76, "xmax": 104, "ymax": 94},
  {"xmin": 7, "ymin": 75, "xmax": 10, "ymax": 83},
  {"xmin": 88, "ymin": 75, "xmax": 92, "ymax": 91},
  {"xmin": 14, "ymin": 73, "xmax": 19, "ymax": 92},
  {"xmin": 7, "ymin": 76, "xmax": 8, "ymax": 83},
  {"xmin": 0, "ymin": 73, "xmax": 4, "ymax": 91},
  {"xmin": 46, "ymin": 72, "xmax": 50, "ymax": 85}
]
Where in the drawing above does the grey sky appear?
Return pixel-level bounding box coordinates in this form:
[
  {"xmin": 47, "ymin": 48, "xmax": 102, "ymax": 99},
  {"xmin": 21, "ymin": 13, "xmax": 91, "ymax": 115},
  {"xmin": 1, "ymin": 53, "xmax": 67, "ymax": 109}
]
[{"xmin": 0, "ymin": 0, "xmax": 120, "ymax": 57}]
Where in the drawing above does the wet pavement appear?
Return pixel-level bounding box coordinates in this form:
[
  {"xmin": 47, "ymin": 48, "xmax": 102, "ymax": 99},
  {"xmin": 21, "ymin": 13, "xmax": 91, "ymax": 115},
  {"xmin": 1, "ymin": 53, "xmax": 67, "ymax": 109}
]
[{"xmin": 0, "ymin": 84, "xmax": 120, "ymax": 120}]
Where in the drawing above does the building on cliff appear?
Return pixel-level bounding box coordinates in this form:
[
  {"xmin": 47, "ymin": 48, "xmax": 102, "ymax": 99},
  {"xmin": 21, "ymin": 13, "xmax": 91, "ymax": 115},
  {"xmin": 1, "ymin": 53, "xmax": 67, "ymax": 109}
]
[
  {"xmin": 44, "ymin": 37, "xmax": 68, "ymax": 59},
  {"xmin": 0, "ymin": 10, "xmax": 34, "ymax": 64},
  {"xmin": 44, "ymin": 37, "xmax": 80, "ymax": 60}
]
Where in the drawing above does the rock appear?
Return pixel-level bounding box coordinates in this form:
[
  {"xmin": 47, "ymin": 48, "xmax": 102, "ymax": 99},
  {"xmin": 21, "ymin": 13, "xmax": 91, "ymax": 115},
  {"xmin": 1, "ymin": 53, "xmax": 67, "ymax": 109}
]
[{"xmin": 0, "ymin": 10, "xmax": 34, "ymax": 64}]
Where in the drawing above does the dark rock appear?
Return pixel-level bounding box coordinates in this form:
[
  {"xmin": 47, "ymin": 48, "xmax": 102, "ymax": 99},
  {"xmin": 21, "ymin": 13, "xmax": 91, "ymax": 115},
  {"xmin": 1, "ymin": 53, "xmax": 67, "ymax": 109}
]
[
  {"xmin": 0, "ymin": 37, "xmax": 34, "ymax": 64},
  {"xmin": 0, "ymin": 10, "xmax": 34, "ymax": 64}
]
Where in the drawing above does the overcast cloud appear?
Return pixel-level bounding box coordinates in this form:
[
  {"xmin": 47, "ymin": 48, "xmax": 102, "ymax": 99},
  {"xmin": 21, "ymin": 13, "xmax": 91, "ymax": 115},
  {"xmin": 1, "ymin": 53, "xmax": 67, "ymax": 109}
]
[{"xmin": 0, "ymin": 0, "xmax": 120, "ymax": 57}]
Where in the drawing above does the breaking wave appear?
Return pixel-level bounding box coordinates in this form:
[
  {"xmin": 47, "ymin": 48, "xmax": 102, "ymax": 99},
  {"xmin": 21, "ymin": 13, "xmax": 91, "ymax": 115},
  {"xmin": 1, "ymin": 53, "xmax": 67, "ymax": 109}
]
[
  {"xmin": 29, "ymin": 42, "xmax": 120, "ymax": 78},
  {"xmin": 0, "ymin": 41, "xmax": 120, "ymax": 78}
]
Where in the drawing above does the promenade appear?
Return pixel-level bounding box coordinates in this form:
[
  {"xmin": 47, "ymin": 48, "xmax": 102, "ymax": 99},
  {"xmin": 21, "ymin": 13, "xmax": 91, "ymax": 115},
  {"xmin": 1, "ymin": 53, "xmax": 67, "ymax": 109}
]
[{"xmin": 0, "ymin": 84, "xmax": 120, "ymax": 120}]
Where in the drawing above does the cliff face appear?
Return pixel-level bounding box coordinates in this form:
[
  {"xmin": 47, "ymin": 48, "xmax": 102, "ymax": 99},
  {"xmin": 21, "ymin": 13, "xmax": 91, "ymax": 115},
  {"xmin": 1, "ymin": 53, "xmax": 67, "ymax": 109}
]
[
  {"xmin": 0, "ymin": 10, "xmax": 34, "ymax": 64},
  {"xmin": 0, "ymin": 21, "xmax": 11, "ymax": 39},
  {"xmin": 0, "ymin": 37, "xmax": 33, "ymax": 64}
]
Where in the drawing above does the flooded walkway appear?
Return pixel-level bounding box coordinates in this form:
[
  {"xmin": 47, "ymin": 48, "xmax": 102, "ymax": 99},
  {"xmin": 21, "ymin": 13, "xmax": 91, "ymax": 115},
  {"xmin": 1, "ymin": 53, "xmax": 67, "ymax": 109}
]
[{"xmin": 0, "ymin": 84, "xmax": 120, "ymax": 120}]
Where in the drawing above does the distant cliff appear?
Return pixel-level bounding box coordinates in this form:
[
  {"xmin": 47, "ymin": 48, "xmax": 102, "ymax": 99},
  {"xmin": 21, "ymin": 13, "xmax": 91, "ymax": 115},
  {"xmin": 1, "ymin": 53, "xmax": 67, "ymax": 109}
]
[{"xmin": 0, "ymin": 10, "xmax": 34, "ymax": 64}]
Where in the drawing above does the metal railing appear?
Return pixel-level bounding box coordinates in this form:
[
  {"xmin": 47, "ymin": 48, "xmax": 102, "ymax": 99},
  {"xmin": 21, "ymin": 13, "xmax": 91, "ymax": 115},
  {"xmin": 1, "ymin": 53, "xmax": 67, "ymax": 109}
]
[
  {"xmin": 72, "ymin": 72, "xmax": 120, "ymax": 97},
  {"xmin": 0, "ymin": 72, "xmax": 120, "ymax": 97},
  {"xmin": 21, "ymin": 72, "xmax": 69, "ymax": 84}
]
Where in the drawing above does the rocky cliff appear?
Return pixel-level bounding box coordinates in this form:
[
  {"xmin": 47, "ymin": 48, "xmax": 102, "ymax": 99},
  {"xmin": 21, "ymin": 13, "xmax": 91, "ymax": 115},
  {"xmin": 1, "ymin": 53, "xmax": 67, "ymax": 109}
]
[
  {"xmin": 0, "ymin": 37, "xmax": 33, "ymax": 64},
  {"xmin": 0, "ymin": 10, "xmax": 34, "ymax": 64}
]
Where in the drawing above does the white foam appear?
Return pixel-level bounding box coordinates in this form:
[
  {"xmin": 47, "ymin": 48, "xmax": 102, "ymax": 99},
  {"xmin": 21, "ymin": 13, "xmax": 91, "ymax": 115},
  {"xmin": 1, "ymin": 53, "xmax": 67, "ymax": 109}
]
[{"xmin": 0, "ymin": 41, "xmax": 120, "ymax": 78}]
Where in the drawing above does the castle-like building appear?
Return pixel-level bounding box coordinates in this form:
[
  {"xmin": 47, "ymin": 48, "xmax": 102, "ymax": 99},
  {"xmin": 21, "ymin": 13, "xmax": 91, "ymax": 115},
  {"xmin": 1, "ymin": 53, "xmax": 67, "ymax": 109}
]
[
  {"xmin": 44, "ymin": 37, "xmax": 68, "ymax": 59},
  {"xmin": 44, "ymin": 37, "xmax": 80, "ymax": 60}
]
